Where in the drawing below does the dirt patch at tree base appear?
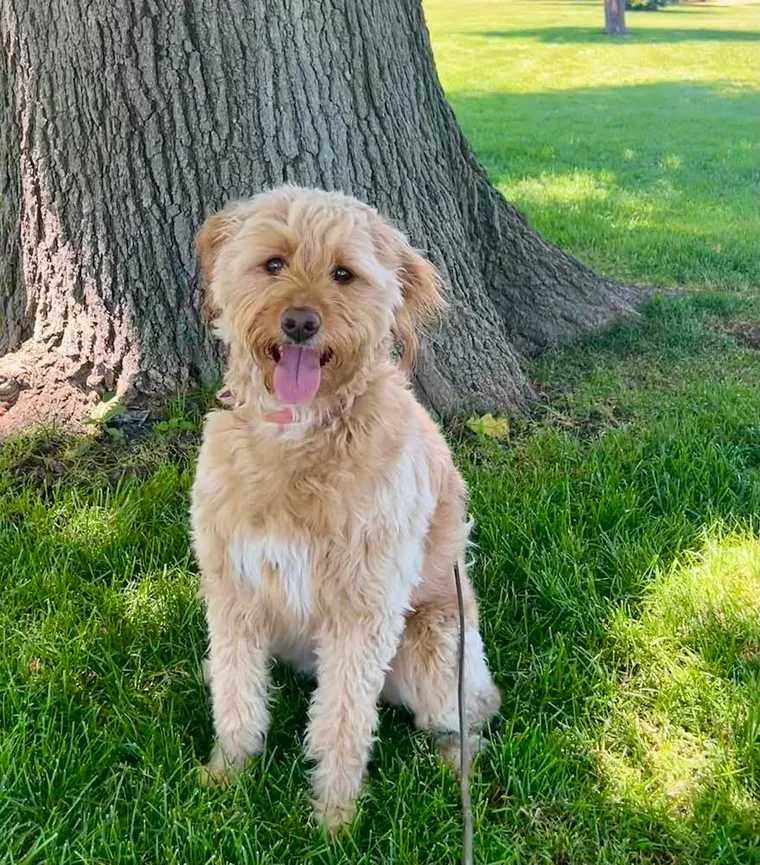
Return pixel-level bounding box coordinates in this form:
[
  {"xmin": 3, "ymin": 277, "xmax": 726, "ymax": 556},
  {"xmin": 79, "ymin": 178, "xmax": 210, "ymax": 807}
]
[{"xmin": 717, "ymin": 321, "xmax": 760, "ymax": 349}]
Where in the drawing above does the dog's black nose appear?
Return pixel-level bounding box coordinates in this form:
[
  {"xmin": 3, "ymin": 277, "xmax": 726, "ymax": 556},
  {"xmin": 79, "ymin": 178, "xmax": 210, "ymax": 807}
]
[{"xmin": 281, "ymin": 307, "xmax": 321, "ymax": 344}]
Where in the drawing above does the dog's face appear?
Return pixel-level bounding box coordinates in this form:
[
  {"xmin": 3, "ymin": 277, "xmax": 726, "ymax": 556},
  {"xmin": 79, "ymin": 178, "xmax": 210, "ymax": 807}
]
[{"xmin": 196, "ymin": 186, "xmax": 445, "ymax": 405}]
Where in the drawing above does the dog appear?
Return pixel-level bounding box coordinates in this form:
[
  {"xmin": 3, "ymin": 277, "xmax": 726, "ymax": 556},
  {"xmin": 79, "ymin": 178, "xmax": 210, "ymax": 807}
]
[{"xmin": 190, "ymin": 185, "xmax": 500, "ymax": 831}]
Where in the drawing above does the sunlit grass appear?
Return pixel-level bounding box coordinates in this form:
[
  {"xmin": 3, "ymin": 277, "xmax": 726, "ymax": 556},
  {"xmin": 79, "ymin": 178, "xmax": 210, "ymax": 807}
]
[
  {"xmin": 426, "ymin": 0, "xmax": 760, "ymax": 290},
  {"xmin": 596, "ymin": 531, "xmax": 760, "ymax": 840},
  {"xmin": 3, "ymin": 293, "xmax": 760, "ymax": 863},
  {"xmin": 2, "ymin": 2, "xmax": 760, "ymax": 862}
]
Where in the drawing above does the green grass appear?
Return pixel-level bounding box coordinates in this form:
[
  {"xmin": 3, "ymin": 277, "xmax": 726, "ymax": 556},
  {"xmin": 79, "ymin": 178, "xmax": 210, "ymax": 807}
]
[
  {"xmin": 2, "ymin": 294, "xmax": 759, "ymax": 864},
  {"xmin": 427, "ymin": 0, "xmax": 760, "ymax": 291},
  {"xmin": 3, "ymin": 2, "xmax": 760, "ymax": 863}
]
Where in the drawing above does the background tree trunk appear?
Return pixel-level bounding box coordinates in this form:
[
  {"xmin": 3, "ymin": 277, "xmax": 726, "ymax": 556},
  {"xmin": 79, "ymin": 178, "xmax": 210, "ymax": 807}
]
[
  {"xmin": 605, "ymin": 0, "xmax": 627, "ymax": 35},
  {"xmin": 0, "ymin": 0, "xmax": 638, "ymax": 435}
]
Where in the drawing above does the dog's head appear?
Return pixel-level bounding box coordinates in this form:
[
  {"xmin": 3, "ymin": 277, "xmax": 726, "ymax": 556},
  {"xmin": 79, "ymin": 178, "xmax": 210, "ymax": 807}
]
[{"xmin": 196, "ymin": 186, "xmax": 445, "ymax": 406}]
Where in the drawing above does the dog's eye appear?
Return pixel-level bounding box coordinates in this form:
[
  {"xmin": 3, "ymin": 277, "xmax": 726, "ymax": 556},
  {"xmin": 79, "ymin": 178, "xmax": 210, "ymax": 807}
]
[
  {"xmin": 264, "ymin": 257, "xmax": 285, "ymax": 274},
  {"xmin": 332, "ymin": 267, "xmax": 354, "ymax": 285}
]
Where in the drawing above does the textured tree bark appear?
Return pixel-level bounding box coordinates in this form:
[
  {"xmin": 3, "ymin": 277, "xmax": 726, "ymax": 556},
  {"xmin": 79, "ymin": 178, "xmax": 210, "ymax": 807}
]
[
  {"xmin": 605, "ymin": 0, "xmax": 627, "ymax": 35},
  {"xmin": 0, "ymin": 0, "xmax": 638, "ymax": 435}
]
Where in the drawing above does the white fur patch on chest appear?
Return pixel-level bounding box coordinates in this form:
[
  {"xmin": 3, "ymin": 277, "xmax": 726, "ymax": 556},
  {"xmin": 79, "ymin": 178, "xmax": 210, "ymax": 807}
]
[{"xmin": 228, "ymin": 534, "xmax": 313, "ymax": 618}]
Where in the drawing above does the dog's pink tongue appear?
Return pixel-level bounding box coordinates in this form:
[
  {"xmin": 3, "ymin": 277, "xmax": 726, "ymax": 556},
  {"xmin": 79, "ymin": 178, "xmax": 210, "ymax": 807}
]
[{"xmin": 273, "ymin": 345, "xmax": 321, "ymax": 404}]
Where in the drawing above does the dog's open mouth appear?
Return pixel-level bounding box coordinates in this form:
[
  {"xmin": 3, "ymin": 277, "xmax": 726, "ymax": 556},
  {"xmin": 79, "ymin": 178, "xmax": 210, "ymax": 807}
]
[{"xmin": 269, "ymin": 345, "xmax": 332, "ymax": 404}]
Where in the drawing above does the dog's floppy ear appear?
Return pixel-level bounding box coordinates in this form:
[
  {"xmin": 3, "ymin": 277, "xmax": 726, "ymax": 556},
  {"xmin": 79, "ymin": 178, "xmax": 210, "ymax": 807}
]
[
  {"xmin": 392, "ymin": 238, "xmax": 447, "ymax": 371},
  {"xmin": 195, "ymin": 206, "xmax": 244, "ymax": 322}
]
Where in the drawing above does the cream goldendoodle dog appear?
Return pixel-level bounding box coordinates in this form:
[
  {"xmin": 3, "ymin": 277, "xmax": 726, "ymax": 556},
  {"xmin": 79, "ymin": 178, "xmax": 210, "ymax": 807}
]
[{"xmin": 190, "ymin": 185, "xmax": 500, "ymax": 830}]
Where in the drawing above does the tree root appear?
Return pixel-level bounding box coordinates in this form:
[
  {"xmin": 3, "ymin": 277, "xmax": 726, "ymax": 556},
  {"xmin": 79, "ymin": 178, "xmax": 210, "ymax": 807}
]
[{"xmin": 0, "ymin": 343, "xmax": 99, "ymax": 439}]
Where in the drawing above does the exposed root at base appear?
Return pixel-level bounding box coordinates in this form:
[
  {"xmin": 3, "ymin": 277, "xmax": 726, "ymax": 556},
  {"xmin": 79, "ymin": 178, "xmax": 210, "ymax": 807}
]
[{"xmin": 0, "ymin": 344, "xmax": 100, "ymax": 439}]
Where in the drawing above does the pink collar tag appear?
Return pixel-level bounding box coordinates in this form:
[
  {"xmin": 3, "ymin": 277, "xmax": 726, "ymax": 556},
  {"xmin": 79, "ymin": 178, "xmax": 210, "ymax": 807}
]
[
  {"xmin": 263, "ymin": 407, "xmax": 295, "ymax": 424},
  {"xmin": 216, "ymin": 388, "xmax": 343, "ymax": 428}
]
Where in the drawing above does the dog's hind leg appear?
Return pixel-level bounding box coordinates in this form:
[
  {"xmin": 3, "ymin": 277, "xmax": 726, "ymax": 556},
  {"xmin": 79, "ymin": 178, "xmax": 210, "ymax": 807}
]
[
  {"xmin": 383, "ymin": 491, "xmax": 500, "ymax": 766},
  {"xmin": 383, "ymin": 590, "xmax": 501, "ymax": 768}
]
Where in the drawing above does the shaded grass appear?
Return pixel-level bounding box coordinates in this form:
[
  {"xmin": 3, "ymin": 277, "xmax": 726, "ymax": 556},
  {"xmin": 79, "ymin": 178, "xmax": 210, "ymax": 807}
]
[
  {"xmin": 3, "ymin": 1, "xmax": 760, "ymax": 861},
  {"xmin": 426, "ymin": 0, "xmax": 760, "ymax": 290},
  {"xmin": 2, "ymin": 294, "xmax": 760, "ymax": 864}
]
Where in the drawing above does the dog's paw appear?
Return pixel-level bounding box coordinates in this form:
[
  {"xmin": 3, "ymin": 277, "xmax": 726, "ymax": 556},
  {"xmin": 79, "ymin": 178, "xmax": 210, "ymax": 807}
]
[
  {"xmin": 196, "ymin": 761, "xmax": 235, "ymax": 789},
  {"xmin": 196, "ymin": 743, "xmax": 244, "ymax": 788},
  {"xmin": 436, "ymin": 732, "xmax": 486, "ymax": 775},
  {"xmin": 311, "ymin": 797, "xmax": 356, "ymax": 835}
]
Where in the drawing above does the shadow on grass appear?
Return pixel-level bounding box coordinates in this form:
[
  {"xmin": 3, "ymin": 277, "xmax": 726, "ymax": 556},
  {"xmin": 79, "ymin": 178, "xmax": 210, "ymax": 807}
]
[
  {"xmin": 2, "ymin": 298, "xmax": 760, "ymax": 862},
  {"xmin": 452, "ymin": 295, "xmax": 760, "ymax": 860},
  {"xmin": 449, "ymin": 81, "xmax": 759, "ymax": 289},
  {"xmin": 469, "ymin": 26, "xmax": 760, "ymax": 43}
]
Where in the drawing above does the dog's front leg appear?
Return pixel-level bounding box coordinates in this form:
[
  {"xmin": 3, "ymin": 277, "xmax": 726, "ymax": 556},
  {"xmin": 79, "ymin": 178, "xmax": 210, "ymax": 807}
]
[
  {"xmin": 306, "ymin": 569, "xmax": 410, "ymax": 832},
  {"xmin": 200, "ymin": 590, "xmax": 271, "ymax": 786}
]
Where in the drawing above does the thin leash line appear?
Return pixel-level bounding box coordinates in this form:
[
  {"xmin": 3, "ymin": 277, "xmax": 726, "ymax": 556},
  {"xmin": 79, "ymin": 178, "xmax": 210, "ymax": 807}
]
[{"xmin": 454, "ymin": 559, "xmax": 473, "ymax": 865}]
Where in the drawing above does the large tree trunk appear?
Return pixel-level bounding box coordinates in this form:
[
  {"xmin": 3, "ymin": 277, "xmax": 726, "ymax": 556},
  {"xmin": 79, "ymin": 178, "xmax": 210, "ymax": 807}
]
[{"xmin": 0, "ymin": 0, "xmax": 638, "ymax": 435}]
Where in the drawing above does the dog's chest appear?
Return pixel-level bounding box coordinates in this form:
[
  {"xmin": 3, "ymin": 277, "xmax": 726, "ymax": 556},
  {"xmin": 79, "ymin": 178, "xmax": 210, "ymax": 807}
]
[{"xmin": 229, "ymin": 535, "xmax": 313, "ymax": 619}]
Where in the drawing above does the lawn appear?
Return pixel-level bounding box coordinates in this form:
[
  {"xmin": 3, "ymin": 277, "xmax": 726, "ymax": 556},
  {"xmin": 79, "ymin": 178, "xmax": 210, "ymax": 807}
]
[
  {"xmin": 2, "ymin": 2, "xmax": 759, "ymax": 864},
  {"xmin": 428, "ymin": 0, "xmax": 760, "ymax": 291}
]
